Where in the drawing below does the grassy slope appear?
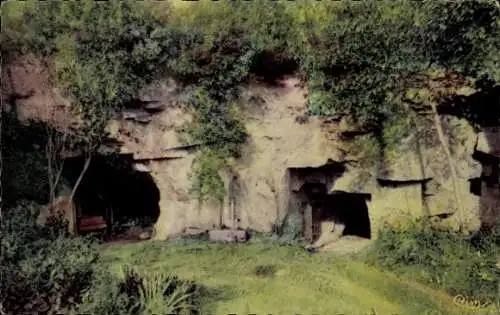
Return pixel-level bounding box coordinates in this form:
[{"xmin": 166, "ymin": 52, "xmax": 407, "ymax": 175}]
[{"xmin": 101, "ymin": 242, "xmax": 479, "ymax": 315}]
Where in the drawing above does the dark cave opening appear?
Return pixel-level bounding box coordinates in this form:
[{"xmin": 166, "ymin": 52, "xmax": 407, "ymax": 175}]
[
  {"xmin": 299, "ymin": 182, "xmax": 372, "ymax": 242},
  {"xmin": 249, "ymin": 50, "xmax": 299, "ymax": 86},
  {"xmin": 472, "ymin": 150, "xmax": 500, "ymax": 231},
  {"xmin": 63, "ymin": 155, "xmax": 160, "ymax": 239}
]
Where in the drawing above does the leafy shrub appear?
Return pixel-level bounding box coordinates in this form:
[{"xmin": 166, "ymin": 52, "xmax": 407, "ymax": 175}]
[
  {"xmin": 0, "ymin": 201, "xmax": 99, "ymax": 314},
  {"xmin": 0, "ymin": 201, "xmax": 204, "ymax": 315},
  {"xmin": 186, "ymin": 89, "xmax": 247, "ymax": 157},
  {"xmin": 75, "ymin": 267, "xmax": 133, "ymax": 315},
  {"xmin": 365, "ymin": 220, "xmax": 500, "ymax": 302}
]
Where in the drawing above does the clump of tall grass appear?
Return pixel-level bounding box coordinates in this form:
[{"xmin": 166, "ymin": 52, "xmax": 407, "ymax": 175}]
[{"xmin": 118, "ymin": 265, "xmax": 201, "ymax": 315}]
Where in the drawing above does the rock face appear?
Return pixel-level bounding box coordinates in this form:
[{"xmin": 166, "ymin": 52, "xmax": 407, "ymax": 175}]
[
  {"xmin": 370, "ymin": 117, "xmax": 484, "ymax": 231},
  {"xmin": 1, "ymin": 56, "xmax": 79, "ymax": 130},
  {"xmin": 109, "ymin": 77, "xmax": 351, "ymax": 239},
  {"xmin": 114, "ymin": 77, "xmax": 488, "ymax": 238},
  {"xmin": 5, "ymin": 58, "xmax": 497, "ymax": 239}
]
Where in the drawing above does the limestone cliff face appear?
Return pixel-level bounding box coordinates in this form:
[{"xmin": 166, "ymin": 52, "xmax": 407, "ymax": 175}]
[
  {"xmin": 4, "ymin": 58, "xmax": 498, "ymax": 239},
  {"xmin": 107, "ymin": 76, "xmax": 491, "ymax": 238},
  {"xmin": 107, "ymin": 77, "xmax": 347, "ymax": 238}
]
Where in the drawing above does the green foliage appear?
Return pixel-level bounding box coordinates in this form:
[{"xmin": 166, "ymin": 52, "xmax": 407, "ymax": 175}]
[
  {"xmin": 2, "ymin": 0, "xmax": 172, "ymax": 147},
  {"xmin": 299, "ymin": 1, "xmax": 499, "ymax": 120},
  {"xmin": 365, "ymin": 221, "xmax": 500, "ymax": 302},
  {"xmin": 189, "ymin": 148, "xmax": 228, "ymax": 202},
  {"xmin": 1, "ymin": 201, "xmax": 99, "ymax": 314},
  {"xmin": 186, "ymin": 89, "xmax": 247, "ymax": 158},
  {"xmin": 167, "ymin": 1, "xmax": 293, "ymax": 92},
  {"xmin": 421, "ymin": 0, "xmax": 500, "ymax": 81},
  {"xmin": 76, "ymin": 264, "xmax": 203, "ymax": 315},
  {"xmin": 300, "ymin": 0, "xmax": 499, "ymax": 172},
  {"xmin": 77, "ymin": 266, "xmax": 202, "ymax": 315},
  {"xmin": 184, "ymin": 89, "xmax": 247, "ymax": 201},
  {"xmin": 75, "ymin": 267, "xmax": 133, "ymax": 315},
  {"xmin": 0, "ymin": 201, "xmax": 204, "ymax": 314},
  {"xmin": 137, "ymin": 271, "xmax": 198, "ymax": 315}
]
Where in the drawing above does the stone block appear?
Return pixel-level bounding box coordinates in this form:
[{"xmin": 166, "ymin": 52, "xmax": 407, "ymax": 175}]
[
  {"xmin": 183, "ymin": 227, "xmax": 208, "ymax": 237},
  {"xmin": 208, "ymin": 229, "xmax": 249, "ymax": 243}
]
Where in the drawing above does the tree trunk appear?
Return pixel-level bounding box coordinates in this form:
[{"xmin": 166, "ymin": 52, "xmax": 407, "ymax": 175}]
[
  {"xmin": 69, "ymin": 154, "xmax": 92, "ymax": 202},
  {"xmin": 0, "ymin": 105, "xmax": 3, "ymax": 221},
  {"xmin": 51, "ymin": 160, "xmax": 65, "ymax": 200},
  {"xmin": 219, "ymin": 200, "xmax": 223, "ymax": 229},
  {"xmin": 47, "ymin": 135, "xmax": 55, "ymax": 202},
  {"xmin": 413, "ymin": 120, "xmax": 431, "ymax": 220},
  {"xmin": 46, "ymin": 134, "xmax": 65, "ymax": 203},
  {"xmin": 67, "ymin": 154, "xmax": 91, "ymax": 235},
  {"xmin": 430, "ymin": 103, "xmax": 464, "ymax": 232}
]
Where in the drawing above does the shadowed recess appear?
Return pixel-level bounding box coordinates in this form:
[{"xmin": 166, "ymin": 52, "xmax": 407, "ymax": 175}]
[{"xmin": 63, "ymin": 155, "xmax": 160, "ymax": 236}]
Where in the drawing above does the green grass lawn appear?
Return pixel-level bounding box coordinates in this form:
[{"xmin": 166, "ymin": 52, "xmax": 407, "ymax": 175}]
[{"xmin": 100, "ymin": 241, "xmax": 486, "ymax": 315}]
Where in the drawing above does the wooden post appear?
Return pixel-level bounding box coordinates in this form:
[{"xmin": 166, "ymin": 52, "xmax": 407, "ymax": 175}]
[{"xmin": 304, "ymin": 204, "xmax": 313, "ymax": 243}]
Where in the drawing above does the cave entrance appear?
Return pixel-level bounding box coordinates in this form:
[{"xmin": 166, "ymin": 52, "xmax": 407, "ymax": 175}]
[
  {"xmin": 63, "ymin": 154, "xmax": 160, "ymax": 241},
  {"xmin": 298, "ymin": 182, "xmax": 372, "ymax": 243}
]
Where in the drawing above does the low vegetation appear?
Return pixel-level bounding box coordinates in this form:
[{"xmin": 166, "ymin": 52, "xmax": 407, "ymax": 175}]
[
  {"xmin": 364, "ymin": 221, "xmax": 500, "ymax": 304},
  {"xmin": 0, "ymin": 202, "xmax": 204, "ymax": 315},
  {"xmin": 100, "ymin": 239, "xmax": 494, "ymax": 315}
]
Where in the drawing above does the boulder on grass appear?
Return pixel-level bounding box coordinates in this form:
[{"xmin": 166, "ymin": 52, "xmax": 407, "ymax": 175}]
[{"xmin": 208, "ymin": 229, "xmax": 249, "ymax": 243}]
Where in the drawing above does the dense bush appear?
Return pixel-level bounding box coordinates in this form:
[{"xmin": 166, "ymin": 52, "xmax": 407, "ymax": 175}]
[
  {"xmin": 0, "ymin": 201, "xmax": 98, "ymax": 314},
  {"xmin": 0, "ymin": 201, "xmax": 204, "ymax": 315},
  {"xmin": 365, "ymin": 221, "xmax": 500, "ymax": 303}
]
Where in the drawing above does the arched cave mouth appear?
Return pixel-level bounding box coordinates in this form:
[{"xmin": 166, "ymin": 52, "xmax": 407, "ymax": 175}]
[
  {"xmin": 63, "ymin": 154, "xmax": 160, "ymax": 239},
  {"xmin": 298, "ymin": 182, "xmax": 372, "ymax": 242}
]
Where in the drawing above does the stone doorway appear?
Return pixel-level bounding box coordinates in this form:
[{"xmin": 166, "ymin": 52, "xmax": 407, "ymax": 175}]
[{"xmin": 298, "ymin": 181, "xmax": 372, "ymax": 243}]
